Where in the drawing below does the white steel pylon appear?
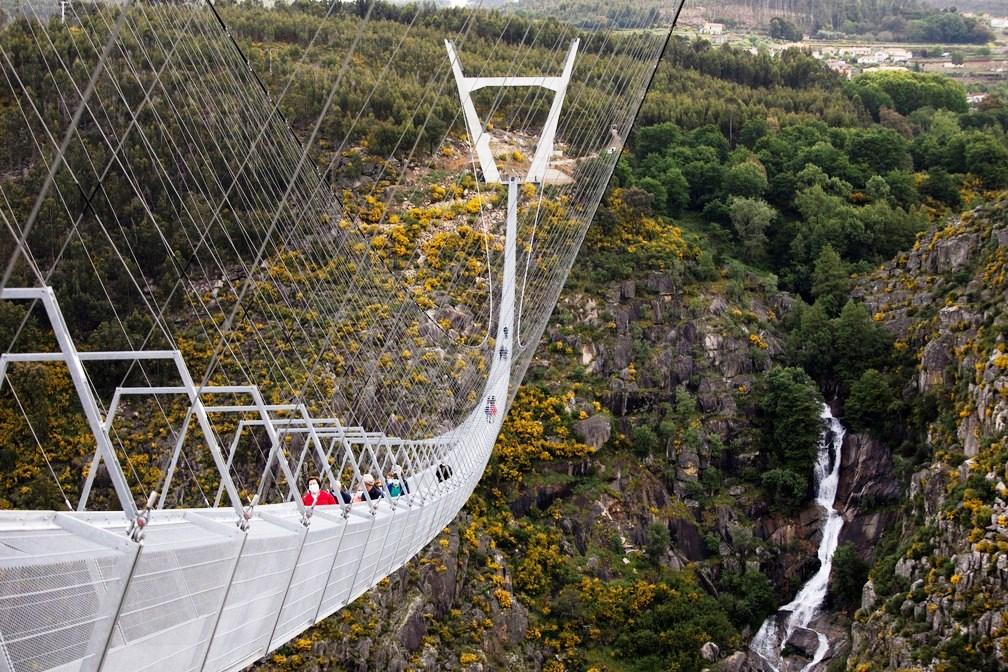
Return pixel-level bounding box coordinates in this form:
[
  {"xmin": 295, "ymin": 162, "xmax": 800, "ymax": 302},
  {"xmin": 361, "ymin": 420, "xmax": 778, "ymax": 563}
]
[{"xmin": 445, "ymin": 39, "xmax": 578, "ymax": 184}]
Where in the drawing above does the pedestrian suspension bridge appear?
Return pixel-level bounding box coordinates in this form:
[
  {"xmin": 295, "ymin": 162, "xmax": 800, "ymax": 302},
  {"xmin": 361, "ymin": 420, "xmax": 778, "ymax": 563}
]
[{"xmin": 0, "ymin": 0, "xmax": 682, "ymax": 670}]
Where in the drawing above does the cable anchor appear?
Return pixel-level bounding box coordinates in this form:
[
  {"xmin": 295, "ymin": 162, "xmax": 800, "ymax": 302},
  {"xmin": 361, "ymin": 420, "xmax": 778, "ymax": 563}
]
[
  {"xmin": 127, "ymin": 491, "xmax": 158, "ymax": 542},
  {"xmin": 238, "ymin": 493, "xmax": 259, "ymax": 531}
]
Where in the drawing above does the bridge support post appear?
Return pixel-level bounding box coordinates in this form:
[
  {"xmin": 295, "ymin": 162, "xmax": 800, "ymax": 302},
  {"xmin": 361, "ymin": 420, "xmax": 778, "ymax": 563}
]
[
  {"xmin": 445, "ymin": 39, "xmax": 578, "ymax": 185},
  {"xmin": 528, "ymin": 40, "xmax": 578, "ymax": 182}
]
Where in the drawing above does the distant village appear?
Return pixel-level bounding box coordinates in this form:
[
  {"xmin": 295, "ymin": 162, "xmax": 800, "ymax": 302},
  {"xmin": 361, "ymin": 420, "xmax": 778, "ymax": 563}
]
[{"xmin": 676, "ymin": 8, "xmax": 1008, "ymax": 103}]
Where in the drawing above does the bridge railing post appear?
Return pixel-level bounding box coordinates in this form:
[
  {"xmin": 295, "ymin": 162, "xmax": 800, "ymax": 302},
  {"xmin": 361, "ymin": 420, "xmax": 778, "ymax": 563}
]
[
  {"xmin": 157, "ymin": 411, "xmax": 194, "ymax": 509},
  {"xmin": 192, "ymin": 385, "xmax": 271, "ymax": 519},
  {"xmin": 1, "ymin": 288, "xmax": 140, "ymax": 521},
  {"xmin": 214, "ymin": 419, "xmax": 248, "ymax": 507}
]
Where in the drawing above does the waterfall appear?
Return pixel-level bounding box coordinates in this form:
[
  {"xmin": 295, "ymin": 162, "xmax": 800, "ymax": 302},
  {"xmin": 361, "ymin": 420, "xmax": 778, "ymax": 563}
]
[{"xmin": 750, "ymin": 404, "xmax": 846, "ymax": 672}]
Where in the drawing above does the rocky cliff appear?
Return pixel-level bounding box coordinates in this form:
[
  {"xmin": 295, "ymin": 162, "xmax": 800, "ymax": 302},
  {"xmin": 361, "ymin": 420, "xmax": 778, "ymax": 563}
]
[
  {"xmin": 251, "ymin": 197, "xmax": 1008, "ymax": 672},
  {"xmin": 248, "ymin": 211, "xmax": 856, "ymax": 671},
  {"xmin": 844, "ymin": 199, "xmax": 1008, "ymax": 671}
]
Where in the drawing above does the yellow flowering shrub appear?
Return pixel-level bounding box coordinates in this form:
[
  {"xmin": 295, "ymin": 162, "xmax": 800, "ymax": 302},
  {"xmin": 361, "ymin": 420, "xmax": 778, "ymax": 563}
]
[{"xmin": 491, "ymin": 387, "xmax": 594, "ymax": 482}]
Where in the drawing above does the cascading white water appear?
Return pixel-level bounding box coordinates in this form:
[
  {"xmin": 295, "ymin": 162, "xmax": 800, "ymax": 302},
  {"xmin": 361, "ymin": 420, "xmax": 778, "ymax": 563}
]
[{"xmin": 750, "ymin": 404, "xmax": 846, "ymax": 672}]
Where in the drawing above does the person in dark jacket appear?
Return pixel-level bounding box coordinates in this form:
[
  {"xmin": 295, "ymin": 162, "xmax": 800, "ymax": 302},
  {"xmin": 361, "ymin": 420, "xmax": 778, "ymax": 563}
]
[{"xmin": 355, "ymin": 473, "xmax": 384, "ymax": 503}]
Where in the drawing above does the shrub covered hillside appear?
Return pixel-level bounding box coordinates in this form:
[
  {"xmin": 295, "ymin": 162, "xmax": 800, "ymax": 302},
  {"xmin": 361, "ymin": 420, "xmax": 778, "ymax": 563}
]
[
  {"xmin": 2, "ymin": 1, "xmax": 1008, "ymax": 669},
  {"xmin": 236, "ymin": 9, "xmax": 1008, "ymax": 672},
  {"xmin": 845, "ymin": 199, "xmax": 1008, "ymax": 672}
]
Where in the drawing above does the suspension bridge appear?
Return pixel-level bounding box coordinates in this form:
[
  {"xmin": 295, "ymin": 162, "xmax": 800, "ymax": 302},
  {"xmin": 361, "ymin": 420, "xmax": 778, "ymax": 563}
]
[{"xmin": 0, "ymin": 0, "xmax": 681, "ymax": 669}]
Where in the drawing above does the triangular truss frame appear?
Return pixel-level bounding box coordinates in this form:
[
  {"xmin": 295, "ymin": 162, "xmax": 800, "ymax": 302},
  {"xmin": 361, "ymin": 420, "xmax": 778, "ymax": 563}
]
[{"xmin": 445, "ymin": 38, "xmax": 579, "ymax": 184}]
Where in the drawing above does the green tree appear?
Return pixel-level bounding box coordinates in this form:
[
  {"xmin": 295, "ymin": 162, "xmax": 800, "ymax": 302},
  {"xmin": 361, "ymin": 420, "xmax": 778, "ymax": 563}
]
[
  {"xmin": 963, "ymin": 134, "xmax": 1008, "ymax": 189},
  {"xmin": 635, "ymin": 121, "xmax": 683, "ymax": 157},
  {"xmin": 860, "ymin": 201, "xmax": 923, "ymax": 260},
  {"xmin": 811, "ymin": 244, "xmax": 848, "ymax": 317},
  {"xmin": 662, "ymin": 166, "xmax": 690, "ymax": 214},
  {"xmin": 633, "ymin": 425, "xmax": 660, "ymax": 457},
  {"xmin": 830, "ymin": 542, "xmax": 869, "ymax": 610},
  {"xmin": 684, "ymin": 158, "xmax": 725, "ymax": 206},
  {"xmin": 882, "ymin": 169, "xmax": 919, "ymax": 210},
  {"xmin": 723, "ymin": 161, "xmax": 769, "ymax": 199},
  {"xmin": 646, "ymin": 522, "xmax": 671, "ymax": 563},
  {"xmin": 910, "ymin": 12, "xmax": 994, "ymax": 44},
  {"xmin": 847, "ymin": 80, "xmax": 895, "ymax": 121},
  {"xmin": 865, "ymin": 175, "xmax": 891, "ymax": 203},
  {"xmin": 690, "ymin": 124, "xmax": 731, "ymax": 160},
  {"xmin": 739, "ymin": 118, "xmax": 769, "ymax": 148},
  {"xmin": 728, "ymin": 196, "xmax": 775, "ymax": 262},
  {"xmin": 834, "ymin": 301, "xmax": 893, "ymax": 387},
  {"xmin": 795, "ymin": 141, "xmax": 857, "ymax": 185},
  {"xmin": 718, "ymin": 570, "xmax": 777, "ymax": 629},
  {"xmin": 367, "ymin": 120, "xmax": 406, "ymax": 157},
  {"xmin": 754, "ymin": 366, "xmax": 824, "ymax": 483},
  {"xmin": 848, "ymin": 71, "xmax": 967, "ymax": 117},
  {"xmin": 848, "ymin": 127, "xmax": 911, "ymax": 174},
  {"xmin": 921, "ymin": 167, "xmax": 961, "ymax": 208},
  {"xmin": 769, "ymin": 17, "xmax": 802, "ymax": 41},
  {"xmin": 637, "ymin": 177, "xmax": 668, "ymax": 213},
  {"xmin": 761, "ymin": 467, "xmax": 808, "ymax": 511},
  {"xmin": 785, "ymin": 301, "xmax": 836, "ymax": 383},
  {"xmin": 844, "ymin": 368, "xmax": 896, "ymax": 433},
  {"xmin": 794, "ymin": 184, "xmax": 863, "ymax": 262}
]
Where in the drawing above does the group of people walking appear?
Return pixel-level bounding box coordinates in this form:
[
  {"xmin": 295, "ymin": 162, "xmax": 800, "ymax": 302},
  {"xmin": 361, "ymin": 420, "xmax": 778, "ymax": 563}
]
[
  {"xmin": 484, "ymin": 324, "xmax": 510, "ymax": 423},
  {"xmin": 301, "ymin": 466, "xmax": 410, "ymax": 507}
]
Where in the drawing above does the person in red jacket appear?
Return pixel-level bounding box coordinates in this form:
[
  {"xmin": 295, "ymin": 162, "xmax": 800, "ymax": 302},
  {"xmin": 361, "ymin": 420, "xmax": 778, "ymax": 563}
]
[{"xmin": 302, "ymin": 476, "xmax": 337, "ymax": 506}]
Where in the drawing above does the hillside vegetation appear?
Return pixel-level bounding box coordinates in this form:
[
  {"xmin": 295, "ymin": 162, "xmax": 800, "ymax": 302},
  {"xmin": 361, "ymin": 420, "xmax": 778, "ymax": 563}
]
[
  {"xmin": 216, "ymin": 6, "xmax": 1008, "ymax": 672},
  {"xmin": 1, "ymin": 2, "xmax": 1008, "ymax": 670}
]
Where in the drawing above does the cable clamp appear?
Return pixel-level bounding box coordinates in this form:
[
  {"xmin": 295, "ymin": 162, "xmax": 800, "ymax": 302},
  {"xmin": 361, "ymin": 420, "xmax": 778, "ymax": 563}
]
[
  {"xmin": 127, "ymin": 490, "xmax": 158, "ymax": 543},
  {"xmin": 238, "ymin": 493, "xmax": 259, "ymax": 531}
]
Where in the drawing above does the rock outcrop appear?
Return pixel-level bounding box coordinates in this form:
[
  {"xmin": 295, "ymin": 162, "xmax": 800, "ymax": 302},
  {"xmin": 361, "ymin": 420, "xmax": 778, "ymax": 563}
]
[
  {"xmin": 846, "ymin": 200, "xmax": 1008, "ymax": 671},
  {"xmin": 835, "ymin": 432, "xmax": 901, "ymax": 560}
]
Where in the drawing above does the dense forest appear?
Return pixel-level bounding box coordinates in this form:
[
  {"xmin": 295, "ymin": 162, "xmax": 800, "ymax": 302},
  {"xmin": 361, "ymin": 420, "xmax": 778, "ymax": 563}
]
[
  {"xmin": 614, "ymin": 56, "xmax": 1007, "ymax": 512},
  {"xmin": 2, "ymin": 1, "xmax": 1008, "ymax": 670}
]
